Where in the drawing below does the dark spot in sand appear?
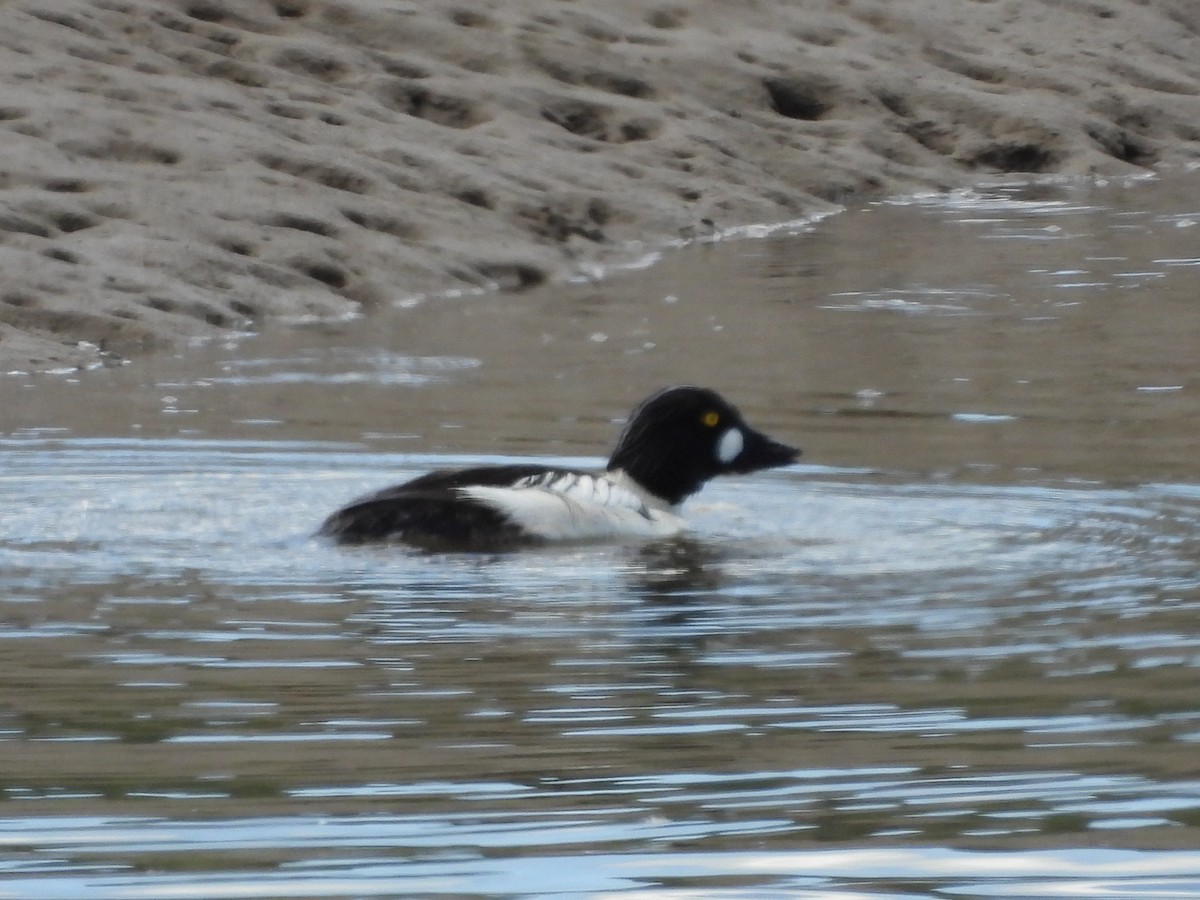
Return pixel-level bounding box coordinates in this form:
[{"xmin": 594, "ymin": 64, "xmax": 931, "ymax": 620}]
[
  {"xmin": 0, "ymin": 213, "xmax": 51, "ymax": 238},
  {"xmin": 205, "ymin": 60, "xmax": 271, "ymax": 88},
  {"xmin": 58, "ymin": 138, "xmax": 180, "ymax": 165},
  {"xmin": 42, "ymin": 247, "xmax": 80, "ymax": 263},
  {"xmin": 449, "ymin": 8, "xmax": 493, "ymax": 27},
  {"xmin": 341, "ymin": 209, "xmax": 420, "ymax": 239},
  {"xmin": 185, "ymin": 3, "xmax": 225, "ymax": 22},
  {"xmin": 42, "ymin": 178, "xmax": 94, "ymax": 193},
  {"xmin": 647, "ymin": 7, "xmax": 687, "ymax": 29},
  {"xmin": 763, "ymin": 76, "xmax": 836, "ymax": 120},
  {"xmin": 217, "ymin": 238, "xmax": 256, "ymax": 257},
  {"xmin": 375, "ymin": 56, "xmax": 431, "ymax": 79},
  {"xmin": 229, "ymin": 300, "xmax": 258, "ymax": 318},
  {"xmin": 54, "ymin": 211, "xmax": 99, "ymax": 233},
  {"xmin": 378, "ymin": 80, "xmax": 489, "ymax": 128},
  {"xmin": 298, "ymin": 261, "xmax": 349, "ymax": 288},
  {"xmin": 969, "ymin": 141, "xmax": 1061, "ymax": 173},
  {"xmin": 453, "ymin": 187, "xmax": 494, "ymax": 210},
  {"xmin": 1087, "ymin": 123, "xmax": 1158, "ymax": 166},
  {"xmin": 267, "ymin": 213, "xmax": 339, "ymax": 237},
  {"xmin": 875, "ymin": 89, "xmax": 913, "ymax": 118},
  {"xmin": 258, "ymin": 154, "xmax": 374, "ymax": 193},
  {"xmin": 274, "ymin": 0, "xmax": 308, "ymax": 17},
  {"xmin": 274, "ymin": 46, "xmax": 350, "ymax": 82},
  {"xmin": 541, "ymin": 98, "xmax": 660, "ymax": 142}
]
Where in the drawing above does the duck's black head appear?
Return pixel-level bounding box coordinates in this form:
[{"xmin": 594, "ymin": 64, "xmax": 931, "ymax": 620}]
[{"xmin": 605, "ymin": 386, "xmax": 800, "ymax": 506}]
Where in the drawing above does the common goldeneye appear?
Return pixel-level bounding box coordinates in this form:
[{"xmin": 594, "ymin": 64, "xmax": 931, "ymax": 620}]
[{"xmin": 320, "ymin": 385, "xmax": 800, "ymax": 550}]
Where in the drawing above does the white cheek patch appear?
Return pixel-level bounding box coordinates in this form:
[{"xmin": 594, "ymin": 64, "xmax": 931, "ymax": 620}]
[{"xmin": 716, "ymin": 427, "xmax": 744, "ymax": 464}]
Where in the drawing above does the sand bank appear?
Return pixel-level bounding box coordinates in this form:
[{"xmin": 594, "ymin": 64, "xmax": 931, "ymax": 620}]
[{"xmin": 2, "ymin": 0, "xmax": 1199, "ymax": 370}]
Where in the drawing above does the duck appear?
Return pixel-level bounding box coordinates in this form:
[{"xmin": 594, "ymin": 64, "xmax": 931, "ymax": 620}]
[{"xmin": 319, "ymin": 385, "xmax": 800, "ymax": 551}]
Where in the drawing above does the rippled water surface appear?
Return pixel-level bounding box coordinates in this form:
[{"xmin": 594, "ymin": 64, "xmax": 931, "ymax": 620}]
[{"xmin": 2, "ymin": 176, "xmax": 1200, "ymax": 897}]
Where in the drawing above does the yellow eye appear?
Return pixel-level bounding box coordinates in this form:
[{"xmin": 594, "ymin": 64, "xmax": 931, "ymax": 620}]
[{"xmin": 701, "ymin": 411, "xmax": 720, "ymax": 427}]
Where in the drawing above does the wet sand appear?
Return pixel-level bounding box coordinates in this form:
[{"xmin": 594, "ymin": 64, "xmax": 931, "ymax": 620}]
[{"xmin": 2, "ymin": 0, "xmax": 1199, "ymax": 370}]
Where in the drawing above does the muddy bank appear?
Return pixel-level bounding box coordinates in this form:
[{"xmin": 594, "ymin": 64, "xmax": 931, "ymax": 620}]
[{"xmin": 1, "ymin": 0, "xmax": 1199, "ymax": 370}]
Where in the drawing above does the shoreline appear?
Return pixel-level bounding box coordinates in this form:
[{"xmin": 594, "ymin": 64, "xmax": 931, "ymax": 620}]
[{"xmin": 2, "ymin": 0, "xmax": 1199, "ymax": 372}]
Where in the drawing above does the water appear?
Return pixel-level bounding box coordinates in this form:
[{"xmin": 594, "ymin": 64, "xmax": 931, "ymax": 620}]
[{"xmin": 2, "ymin": 174, "xmax": 1200, "ymax": 897}]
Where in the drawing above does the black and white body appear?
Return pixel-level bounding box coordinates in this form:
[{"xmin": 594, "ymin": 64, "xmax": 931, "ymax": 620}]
[{"xmin": 320, "ymin": 386, "xmax": 800, "ymax": 551}]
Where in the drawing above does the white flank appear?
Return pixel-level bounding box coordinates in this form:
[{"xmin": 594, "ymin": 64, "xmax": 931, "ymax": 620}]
[
  {"xmin": 716, "ymin": 427, "xmax": 744, "ymax": 464},
  {"xmin": 461, "ymin": 472, "xmax": 684, "ymax": 541}
]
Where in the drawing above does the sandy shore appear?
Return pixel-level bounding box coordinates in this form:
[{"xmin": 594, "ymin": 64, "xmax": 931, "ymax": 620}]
[{"xmin": 2, "ymin": 0, "xmax": 1198, "ymax": 371}]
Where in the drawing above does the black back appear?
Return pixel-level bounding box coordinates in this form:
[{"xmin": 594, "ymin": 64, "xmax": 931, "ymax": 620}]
[{"xmin": 319, "ymin": 465, "xmax": 558, "ymax": 549}]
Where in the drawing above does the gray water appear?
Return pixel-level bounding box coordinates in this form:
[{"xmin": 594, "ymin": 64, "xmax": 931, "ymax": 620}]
[{"xmin": 2, "ymin": 174, "xmax": 1200, "ymax": 898}]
